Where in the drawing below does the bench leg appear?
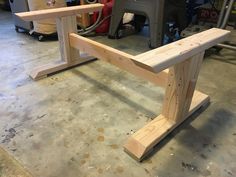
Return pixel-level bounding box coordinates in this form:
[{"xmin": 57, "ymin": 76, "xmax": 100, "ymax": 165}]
[
  {"xmin": 124, "ymin": 52, "xmax": 209, "ymax": 161},
  {"xmin": 29, "ymin": 16, "xmax": 94, "ymax": 80}
]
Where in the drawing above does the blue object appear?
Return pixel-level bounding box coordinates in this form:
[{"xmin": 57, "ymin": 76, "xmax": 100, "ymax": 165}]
[{"xmin": 163, "ymin": 22, "xmax": 181, "ymax": 45}]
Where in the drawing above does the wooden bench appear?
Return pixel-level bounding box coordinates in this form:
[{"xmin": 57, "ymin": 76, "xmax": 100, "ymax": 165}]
[{"xmin": 16, "ymin": 4, "xmax": 230, "ymax": 161}]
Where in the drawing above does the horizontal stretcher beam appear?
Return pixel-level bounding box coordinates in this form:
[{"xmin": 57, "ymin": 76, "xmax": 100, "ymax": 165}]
[
  {"xmin": 15, "ymin": 4, "xmax": 104, "ymax": 21},
  {"xmin": 71, "ymin": 29, "xmax": 230, "ymax": 75},
  {"xmin": 69, "ymin": 33, "xmax": 169, "ymax": 87},
  {"xmin": 133, "ymin": 28, "xmax": 230, "ymax": 73}
]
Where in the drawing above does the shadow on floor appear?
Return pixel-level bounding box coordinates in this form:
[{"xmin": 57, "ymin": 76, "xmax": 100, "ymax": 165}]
[
  {"xmin": 87, "ymin": 62, "xmax": 164, "ymax": 101},
  {"xmin": 71, "ymin": 69, "xmax": 157, "ymax": 117}
]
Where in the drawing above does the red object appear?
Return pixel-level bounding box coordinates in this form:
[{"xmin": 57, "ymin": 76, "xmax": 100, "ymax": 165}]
[
  {"xmin": 92, "ymin": 0, "xmax": 114, "ymax": 34},
  {"xmin": 197, "ymin": 8, "xmax": 219, "ymax": 23}
]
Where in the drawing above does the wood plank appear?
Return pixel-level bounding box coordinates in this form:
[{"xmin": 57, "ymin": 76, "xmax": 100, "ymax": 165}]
[
  {"xmin": 0, "ymin": 147, "xmax": 33, "ymax": 177},
  {"xmin": 182, "ymin": 52, "xmax": 205, "ymax": 117},
  {"xmin": 69, "ymin": 33, "xmax": 169, "ymax": 87},
  {"xmin": 162, "ymin": 52, "xmax": 205, "ymax": 123},
  {"xmin": 124, "ymin": 90, "xmax": 210, "ymax": 161},
  {"xmin": 29, "ymin": 54, "xmax": 95, "ymax": 80},
  {"xmin": 124, "ymin": 114, "xmax": 174, "ymax": 161},
  {"xmin": 56, "ymin": 16, "xmax": 79, "ymax": 63},
  {"xmin": 133, "ymin": 28, "xmax": 230, "ymax": 73},
  {"xmin": 15, "ymin": 4, "xmax": 104, "ymax": 21}
]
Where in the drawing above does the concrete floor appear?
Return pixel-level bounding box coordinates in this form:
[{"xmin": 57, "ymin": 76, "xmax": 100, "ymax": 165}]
[{"xmin": 0, "ymin": 10, "xmax": 236, "ymax": 177}]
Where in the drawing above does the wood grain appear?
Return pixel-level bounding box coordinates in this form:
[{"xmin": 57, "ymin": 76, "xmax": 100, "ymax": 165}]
[
  {"xmin": 69, "ymin": 33, "xmax": 169, "ymax": 87},
  {"xmin": 162, "ymin": 52, "xmax": 205, "ymax": 123},
  {"xmin": 133, "ymin": 28, "xmax": 230, "ymax": 73},
  {"xmin": 56, "ymin": 16, "xmax": 79, "ymax": 63},
  {"xmin": 124, "ymin": 90, "xmax": 210, "ymax": 161},
  {"xmin": 15, "ymin": 4, "xmax": 104, "ymax": 21}
]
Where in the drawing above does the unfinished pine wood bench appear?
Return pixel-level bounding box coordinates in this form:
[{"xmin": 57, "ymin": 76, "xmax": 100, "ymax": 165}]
[{"xmin": 16, "ymin": 4, "xmax": 230, "ymax": 161}]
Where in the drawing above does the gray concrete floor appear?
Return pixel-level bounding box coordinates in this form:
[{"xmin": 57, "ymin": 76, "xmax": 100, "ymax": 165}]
[{"xmin": 0, "ymin": 10, "xmax": 236, "ymax": 177}]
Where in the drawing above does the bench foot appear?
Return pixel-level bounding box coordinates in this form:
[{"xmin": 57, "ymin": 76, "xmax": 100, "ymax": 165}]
[
  {"xmin": 29, "ymin": 55, "xmax": 95, "ymax": 80},
  {"xmin": 124, "ymin": 90, "xmax": 210, "ymax": 161}
]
